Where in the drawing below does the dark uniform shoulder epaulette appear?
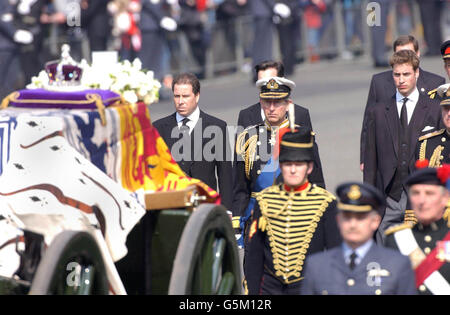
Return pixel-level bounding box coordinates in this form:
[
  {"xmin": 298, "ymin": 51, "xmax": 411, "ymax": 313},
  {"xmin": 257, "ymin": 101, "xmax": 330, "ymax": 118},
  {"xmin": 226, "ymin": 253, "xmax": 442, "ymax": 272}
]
[
  {"xmin": 418, "ymin": 129, "xmax": 445, "ymax": 141},
  {"xmin": 384, "ymin": 222, "xmax": 413, "ymax": 236}
]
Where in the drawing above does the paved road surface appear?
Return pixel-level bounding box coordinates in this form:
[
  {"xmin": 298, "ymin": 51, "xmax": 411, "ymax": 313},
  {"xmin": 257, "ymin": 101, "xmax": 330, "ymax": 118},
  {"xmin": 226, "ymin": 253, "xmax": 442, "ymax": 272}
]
[{"xmin": 148, "ymin": 55, "xmax": 447, "ymax": 195}]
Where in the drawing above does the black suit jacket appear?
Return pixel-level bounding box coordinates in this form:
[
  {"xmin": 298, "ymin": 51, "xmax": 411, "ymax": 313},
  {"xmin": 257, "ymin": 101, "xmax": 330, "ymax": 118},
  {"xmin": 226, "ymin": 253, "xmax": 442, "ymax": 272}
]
[
  {"xmin": 236, "ymin": 102, "xmax": 325, "ymax": 188},
  {"xmin": 153, "ymin": 110, "xmax": 233, "ymax": 209},
  {"xmin": 363, "ymin": 93, "xmax": 442, "ymax": 196},
  {"xmin": 360, "ymin": 68, "xmax": 445, "ymax": 163},
  {"xmin": 81, "ymin": 0, "xmax": 110, "ymax": 39},
  {"xmin": 0, "ymin": 1, "xmax": 17, "ymax": 51}
]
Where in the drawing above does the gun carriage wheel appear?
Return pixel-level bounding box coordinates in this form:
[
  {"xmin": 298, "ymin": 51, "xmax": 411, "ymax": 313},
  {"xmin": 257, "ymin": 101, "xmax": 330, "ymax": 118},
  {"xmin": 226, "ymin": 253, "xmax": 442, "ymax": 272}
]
[{"xmin": 29, "ymin": 231, "xmax": 109, "ymax": 295}]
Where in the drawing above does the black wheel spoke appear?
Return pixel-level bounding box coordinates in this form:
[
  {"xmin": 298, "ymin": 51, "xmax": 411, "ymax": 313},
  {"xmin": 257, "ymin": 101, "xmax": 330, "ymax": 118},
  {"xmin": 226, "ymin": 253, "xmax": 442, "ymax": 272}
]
[
  {"xmin": 78, "ymin": 265, "xmax": 94, "ymax": 295},
  {"xmin": 211, "ymin": 237, "xmax": 226, "ymax": 293},
  {"xmin": 198, "ymin": 232, "xmax": 216, "ymax": 294},
  {"xmin": 216, "ymin": 272, "xmax": 235, "ymax": 295}
]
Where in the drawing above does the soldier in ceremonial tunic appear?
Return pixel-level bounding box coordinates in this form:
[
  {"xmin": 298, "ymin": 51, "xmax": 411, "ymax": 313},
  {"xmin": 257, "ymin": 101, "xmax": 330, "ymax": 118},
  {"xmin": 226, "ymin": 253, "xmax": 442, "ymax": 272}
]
[
  {"xmin": 232, "ymin": 76, "xmax": 323, "ymax": 248},
  {"xmin": 385, "ymin": 166, "xmax": 450, "ymax": 295},
  {"xmin": 416, "ymin": 85, "xmax": 450, "ymax": 168},
  {"xmin": 302, "ymin": 182, "xmax": 416, "ymax": 295},
  {"xmin": 244, "ymin": 127, "xmax": 341, "ymax": 295}
]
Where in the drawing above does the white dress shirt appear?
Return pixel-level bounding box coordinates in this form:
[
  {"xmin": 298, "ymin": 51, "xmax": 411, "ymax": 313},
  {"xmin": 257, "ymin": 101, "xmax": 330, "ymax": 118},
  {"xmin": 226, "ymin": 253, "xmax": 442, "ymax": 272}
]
[
  {"xmin": 396, "ymin": 87, "xmax": 419, "ymax": 124},
  {"xmin": 176, "ymin": 106, "xmax": 200, "ymax": 135}
]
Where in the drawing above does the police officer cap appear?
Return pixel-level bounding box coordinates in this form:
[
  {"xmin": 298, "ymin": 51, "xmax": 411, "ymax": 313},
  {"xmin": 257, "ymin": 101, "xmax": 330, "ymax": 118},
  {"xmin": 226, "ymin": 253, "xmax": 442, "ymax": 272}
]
[
  {"xmin": 256, "ymin": 76, "xmax": 296, "ymax": 100},
  {"xmin": 279, "ymin": 126, "xmax": 314, "ymax": 163},
  {"xmin": 336, "ymin": 182, "xmax": 385, "ymax": 216},
  {"xmin": 441, "ymin": 40, "xmax": 450, "ymax": 59}
]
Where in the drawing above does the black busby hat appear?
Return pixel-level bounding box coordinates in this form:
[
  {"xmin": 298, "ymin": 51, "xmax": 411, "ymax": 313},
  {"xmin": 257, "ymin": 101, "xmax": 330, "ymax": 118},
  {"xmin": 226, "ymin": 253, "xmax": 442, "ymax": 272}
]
[
  {"xmin": 279, "ymin": 126, "xmax": 314, "ymax": 163},
  {"xmin": 336, "ymin": 182, "xmax": 385, "ymax": 216},
  {"xmin": 405, "ymin": 167, "xmax": 445, "ymax": 187},
  {"xmin": 256, "ymin": 76, "xmax": 296, "ymax": 100},
  {"xmin": 441, "ymin": 40, "xmax": 450, "ymax": 59}
]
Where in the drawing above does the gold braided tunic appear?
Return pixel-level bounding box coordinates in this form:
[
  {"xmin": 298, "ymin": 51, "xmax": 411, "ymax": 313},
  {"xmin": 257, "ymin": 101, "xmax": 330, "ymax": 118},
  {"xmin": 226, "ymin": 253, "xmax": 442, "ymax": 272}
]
[
  {"xmin": 245, "ymin": 183, "xmax": 341, "ymax": 294},
  {"xmin": 416, "ymin": 129, "xmax": 450, "ymax": 168}
]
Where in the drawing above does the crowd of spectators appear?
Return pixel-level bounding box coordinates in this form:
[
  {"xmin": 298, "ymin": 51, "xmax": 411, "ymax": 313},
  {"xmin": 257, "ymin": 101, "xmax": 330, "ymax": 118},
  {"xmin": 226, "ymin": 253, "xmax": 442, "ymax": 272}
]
[{"xmin": 1, "ymin": 0, "xmax": 449, "ymax": 100}]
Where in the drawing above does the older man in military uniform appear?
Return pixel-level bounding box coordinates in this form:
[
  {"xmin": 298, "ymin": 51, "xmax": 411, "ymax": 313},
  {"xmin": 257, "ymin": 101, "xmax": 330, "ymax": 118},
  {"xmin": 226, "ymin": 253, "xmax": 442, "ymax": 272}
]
[
  {"xmin": 301, "ymin": 182, "xmax": 416, "ymax": 295},
  {"xmin": 244, "ymin": 127, "xmax": 341, "ymax": 295},
  {"xmin": 232, "ymin": 76, "xmax": 323, "ymax": 248},
  {"xmin": 414, "ymin": 41, "xmax": 450, "ymax": 168},
  {"xmin": 385, "ymin": 166, "xmax": 450, "ymax": 295},
  {"xmin": 416, "ymin": 85, "xmax": 450, "ymax": 167}
]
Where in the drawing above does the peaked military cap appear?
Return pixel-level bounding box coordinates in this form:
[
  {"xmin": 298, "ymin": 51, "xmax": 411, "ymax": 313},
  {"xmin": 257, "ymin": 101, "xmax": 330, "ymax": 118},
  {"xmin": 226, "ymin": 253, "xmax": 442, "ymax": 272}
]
[
  {"xmin": 440, "ymin": 86, "xmax": 450, "ymax": 106},
  {"xmin": 441, "ymin": 40, "xmax": 450, "ymax": 59},
  {"xmin": 336, "ymin": 182, "xmax": 385, "ymax": 216},
  {"xmin": 256, "ymin": 76, "xmax": 296, "ymax": 100},
  {"xmin": 279, "ymin": 126, "xmax": 314, "ymax": 163}
]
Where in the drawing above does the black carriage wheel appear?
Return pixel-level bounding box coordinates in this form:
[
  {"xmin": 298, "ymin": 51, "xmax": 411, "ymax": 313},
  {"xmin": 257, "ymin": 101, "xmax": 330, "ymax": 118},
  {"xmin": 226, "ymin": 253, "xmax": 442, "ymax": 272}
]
[
  {"xmin": 168, "ymin": 204, "xmax": 241, "ymax": 295},
  {"xmin": 29, "ymin": 231, "xmax": 109, "ymax": 295}
]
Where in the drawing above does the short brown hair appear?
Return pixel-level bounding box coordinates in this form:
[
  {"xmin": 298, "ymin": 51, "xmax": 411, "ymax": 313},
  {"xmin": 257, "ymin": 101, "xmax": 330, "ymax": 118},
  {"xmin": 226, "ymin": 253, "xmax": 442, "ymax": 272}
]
[
  {"xmin": 393, "ymin": 35, "xmax": 419, "ymax": 53},
  {"xmin": 389, "ymin": 50, "xmax": 420, "ymax": 71},
  {"xmin": 172, "ymin": 72, "xmax": 200, "ymax": 95}
]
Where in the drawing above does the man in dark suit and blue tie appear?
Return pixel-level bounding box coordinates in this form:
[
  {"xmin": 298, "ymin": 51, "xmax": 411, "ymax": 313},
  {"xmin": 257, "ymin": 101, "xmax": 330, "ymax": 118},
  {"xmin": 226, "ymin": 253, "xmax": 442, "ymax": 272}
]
[
  {"xmin": 153, "ymin": 73, "xmax": 233, "ymax": 209},
  {"xmin": 363, "ymin": 50, "xmax": 442, "ymax": 243},
  {"xmin": 301, "ymin": 182, "xmax": 417, "ymax": 295}
]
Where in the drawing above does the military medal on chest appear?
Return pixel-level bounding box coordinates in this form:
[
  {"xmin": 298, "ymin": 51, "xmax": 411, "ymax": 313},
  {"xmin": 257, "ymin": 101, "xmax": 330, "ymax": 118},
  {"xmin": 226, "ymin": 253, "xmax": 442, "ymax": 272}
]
[
  {"xmin": 269, "ymin": 130, "xmax": 277, "ymax": 147},
  {"xmin": 436, "ymin": 240, "xmax": 450, "ymax": 262}
]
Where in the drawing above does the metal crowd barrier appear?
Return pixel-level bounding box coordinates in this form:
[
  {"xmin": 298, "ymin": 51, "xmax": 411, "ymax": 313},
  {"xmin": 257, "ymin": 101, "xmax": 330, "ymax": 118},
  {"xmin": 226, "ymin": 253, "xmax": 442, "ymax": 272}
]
[{"xmin": 38, "ymin": 0, "xmax": 450, "ymax": 81}]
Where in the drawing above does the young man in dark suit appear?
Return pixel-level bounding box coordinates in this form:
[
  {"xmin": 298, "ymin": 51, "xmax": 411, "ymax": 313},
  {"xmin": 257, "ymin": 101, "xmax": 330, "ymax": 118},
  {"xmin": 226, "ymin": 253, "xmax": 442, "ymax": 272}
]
[
  {"xmin": 363, "ymin": 50, "xmax": 442, "ymax": 243},
  {"xmin": 360, "ymin": 36, "xmax": 446, "ymax": 171},
  {"xmin": 302, "ymin": 182, "xmax": 416, "ymax": 295},
  {"xmin": 153, "ymin": 73, "xmax": 233, "ymax": 209}
]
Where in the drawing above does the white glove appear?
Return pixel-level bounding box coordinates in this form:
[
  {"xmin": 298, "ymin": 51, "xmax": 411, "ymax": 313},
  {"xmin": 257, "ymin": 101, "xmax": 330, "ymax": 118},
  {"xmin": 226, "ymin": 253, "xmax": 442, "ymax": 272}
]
[
  {"xmin": 116, "ymin": 12, "xmax": 131, "ymax": 32},
  {"xmin": 160, "ymin": 16, "xmax": 177, "ymax": 31},
  {"xmin": 13, "ymin": 29, "xmax": 34, "ymax": 44},
  {"xmin": 273, "ymin": 3, "xmax": 291, "ymax": 19}
]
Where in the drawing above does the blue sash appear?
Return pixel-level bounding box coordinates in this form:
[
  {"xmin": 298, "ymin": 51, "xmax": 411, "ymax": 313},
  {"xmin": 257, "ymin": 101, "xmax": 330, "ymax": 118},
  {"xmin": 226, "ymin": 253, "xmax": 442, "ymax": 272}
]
[{"xmin": 237, "ymin": 156, "xmax": 280, "ymax": 247}]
